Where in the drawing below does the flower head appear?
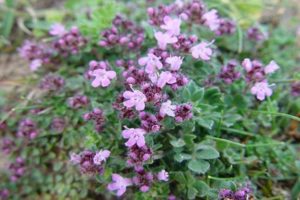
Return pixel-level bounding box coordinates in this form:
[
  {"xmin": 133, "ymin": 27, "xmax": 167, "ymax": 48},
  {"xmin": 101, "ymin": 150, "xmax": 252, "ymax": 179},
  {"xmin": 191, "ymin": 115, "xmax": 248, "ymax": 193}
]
[
  {"xmin": 160, "ymin": 16, "xmax": 181, "ymax": 36},
  {"xmin": 139, "ymin": 112, "xmax": 161, "ymax": 132},
  {"xmin": 155, "ymin": 32, "xmax": 178, "ymax": 50},
  {"xmin": 138, "ymin": 53, "xmax": 163, "ymax": 74},
  {"xmin": 93, "ymin": 150, "xmax": 111, "ymax": 165},
  {"xmin": 89, "ymin": 68, "xmax": 116, "ymax": 87},
  {"xmin": 39, "ymin": 74, "xmax": 65, "ymax": 92},
  {"xmin": 291, "ymin": 82, "xmax": 300, "ymax": 97},
  {"xmin": 68, "ymin": 95, "xmax": 89, "ymax": 109},
  {"xmin": 203, "ymin": 9, "xmax": 220, "ymax": 31},
  {"xmin": 251, "ymin": 81, "xmax": 273, "ymax": 101},
  {"xmin": 70, "ymin": 153, "xmax": 81, "ymax": 165},
  {"xmin": 30, "ymin": 59, "xmax": 42, "ymax": 71},
  {"xmin": 160, "ymin": 100, "xmax": 176, "ymax": 117},
  {"xmin": 157, "ymin": 169, "xmax": 169, "ymax": 181},
  {"xmin": 122, "ymin": 128, "xmax": 146, "ymax": 147},
  {"xmin": 49, "ymin": 23, "xmax": 66, "ymax": 36},
  {"xmin": 242, "ymin": 58, "xmax": 253, "ymax": 72},
  {"xmin": 219, "ymin": 60, "xmax": 241, "ymax": 84},
  {"xmin": 175, "ymin": 104, "xmax": 193, "ymax": 123},
  {"xmin": 157, "ymin": 71, "xmax": 177, "ymax": 88},
  {"xmin": 83, "ymin": 108, "xmax": 105, "ymax": 132},
  {"xmin": 51, "ymin": 117, "xmax": 66, "ymax": 133},
  {"xmin": 191, "ymin": 41, "xmax": 213, "ymax": 60},
  {"xmin": 107, "ymin": 174, "xmax": 132, "ymax": 196},
  {"xmin": 247, "ymin": 26, "xmax": 266, "ymax": 41},
  {"xmin": 166, "ymin": 56, "xmax": 183, "ymax": 71},
  {"xmin": 17, "ymin": 119, "xmax": 39, "ymax": 139},
  {"xmin": 123, "ymin": 90, "xmax": 147, "ymax": 111},
  {"xmin": 264, "ymin": 60, "xmax": 279, "ymax": 74}
]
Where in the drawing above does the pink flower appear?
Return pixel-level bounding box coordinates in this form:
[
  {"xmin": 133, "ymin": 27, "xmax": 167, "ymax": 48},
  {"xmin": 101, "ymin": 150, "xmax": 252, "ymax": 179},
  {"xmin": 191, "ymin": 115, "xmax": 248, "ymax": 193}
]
[
  {"xmin": 49, "ymin": 23, "xmax": 66, "ymax": 36},
  {"xmin": 138, "ymin": 53, "xmax": 163, "ymax": 74},
  {"xmin": 30, "ymin": 59, "xmax": 42, "ymax": 71},
  {"xmin": 160, "ymin": 100, "xmax": 176, "ymax": 117},
  {"xmin": 89, "ymin": 69, "xmax": 116, "ymax": 87},
  {"xmin": 157, "ymin": 169, "xmax": 169, "ymax": 181},
  {"xmin": 242, "ymin": 58, "xmax": 252, "ymax": 72},
  {"xmin": 122, "ymin": 128, "xmax": 146, "ymax": 147},
  {"xmin": 123, "ymin": 90, "xmax": 147, "ymax": 111},
  {"xmin": 251, "ymin": 82, "xmax": 273, "ymax": 101},
  {"xmin": 70, "ymin": 153, "xmax": 81, "ymax": 165},
  {"xmin": 107, "ymin": 174, "xmax": 132, "ymax": 196},
  {"xmin": 166, "ymin": 56, "xmax": 183, "ymax": 71},
  {"xmin": 93, "ymin": 150, "xmax": 111, "ymax": 165},
  {"xmin": 191, "ymin": 41, "xmax": 213, "ymax": 60},
  {"xmin": 264, "ymin": 60, "xmax": 279, "ymax": 74},
  {"xmin": 157, "ymin": 71, "xmax": 176, "ymax": 88},
  {"xmin": 175, "ymin": 0, "xmax": 184, "ymax": 8},
  {"xmin": 160, "ymin": 16, "xmax": 181, "ymax": 36},
  {"xmin": 202, "ymin": 9, "xmax": 220, "ymax": 31},
  {"xmin": 155, "ymin": 32, "xmax": 178, "ymax": 50},
  {"xmin": 148, "ymin": 72, "xmax": 159, "ymax": 83}
]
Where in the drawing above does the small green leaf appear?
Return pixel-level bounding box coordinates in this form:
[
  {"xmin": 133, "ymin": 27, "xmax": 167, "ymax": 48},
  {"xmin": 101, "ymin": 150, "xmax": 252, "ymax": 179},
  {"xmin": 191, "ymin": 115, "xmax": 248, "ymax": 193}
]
[
  {"xmin": 191, "ymin": 88, "xmax": 204, "ymax": 102},
  {"xmin": 196, "ymin": 118, "xmax": 214, "ymax": 130},
  {"xmin": 196, "ymin": 147, "xmax": 220, "ymax": 160},
  {"xmin": 194, "ymin": 181, "xmax": 210, "ymax": 197},
  {"xmin": 183, "ymin": 134, "xmax": 197, "ymax": 146},
  {"xmin": 172, "ymin": 171, "xmax": 186, "ymax": 183},
  {"xmin": 174, "ymin": 153, "xmax": 192, "ymax": 163},
  {"xmin": 188, "ymin": 187, "xmax": 198, "ymax": 199},
  {"xmin": 188, "ymin": 160, "xmax": 210, "ymax": 174},
  {"xmin": 170, "ymin": 139, "xmax": 186, "ymax": 148}
]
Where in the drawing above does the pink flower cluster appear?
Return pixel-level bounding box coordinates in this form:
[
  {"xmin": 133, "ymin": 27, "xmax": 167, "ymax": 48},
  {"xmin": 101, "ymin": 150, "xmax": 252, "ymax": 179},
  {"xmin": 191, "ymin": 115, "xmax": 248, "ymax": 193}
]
[
  {"xmin": 107, "ymin": 169, "xmax": 168, "ymax": 196},
  {"xmin": 70, "ymin": 149, "xmax": 110, "ymax": 175},
  {"xmin": 99, "ymin": 15, "xmax": 145, "ymax": 50},
  {"xmin": 51, "ymin": 117, "xmax": 66, "ymax": 133},
  {"xmin": 19, "ymin": 25, "xmax": 87, "ymax": 71},
  {"xmin": 68, "ymin": 95, "xmax": 90, "ymax": 109},
  {"xmin": 18, "ymin": 40, "xmax": 54, "ymax": 71},
  {"xmin": 83, "ymin": 108, "xmax": 105, "ymax": 133},
  {"xmin": 9, "ymin": 157, "xmax": 26, "ymax": 182},
  {"xmin": 242, "ymin": 58, "xmax": 280, "ymax": 101},
  {"xmin": 0, "ymin": 189, "xmax": 9, "ymax": 200},
  {"xmin": 147, "ymin": 0, "xmax": 236, "ymax": 36},
  {"xmin": 291, "ymin": 82, "xmax": 300, "ymax": 97},
  {"xmin": 52, "ymin": 26, "xmax": 87, "ymax": 57},
  {"xmin": 219, "ymin": 60, "xmax": 241, "ymax": 84},
  {"xmin": 247, "ymin": 26, "xmax": 266, "ymax": 42},
  {"xmin": 39, "ymin": 74, "xmax": 65, "ymax": 92},
  {"xmin": 219, "ymin": 186, "xmax": 252, "ymax": 200},
  {"xmin": 85, "ymin": 60, "xmax": 117, "ymax": 88},
  {"xmin": 17, "ymin": 119, "xmax": 39, "ymax": 140},
  {"xmin": 74, "ymin": 0, "xmax": 268, "ymax": 197},
  {"xmin": 1, "ymin": 138, "xmax": 15, "ymax": 155}
]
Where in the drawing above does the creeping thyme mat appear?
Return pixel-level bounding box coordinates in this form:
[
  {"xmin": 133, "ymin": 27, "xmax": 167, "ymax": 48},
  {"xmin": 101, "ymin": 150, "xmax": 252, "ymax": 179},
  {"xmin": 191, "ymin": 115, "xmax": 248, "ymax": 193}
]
[{"xmin": 0, "ymin": 0, "xmax": 300, "ymax": 199}]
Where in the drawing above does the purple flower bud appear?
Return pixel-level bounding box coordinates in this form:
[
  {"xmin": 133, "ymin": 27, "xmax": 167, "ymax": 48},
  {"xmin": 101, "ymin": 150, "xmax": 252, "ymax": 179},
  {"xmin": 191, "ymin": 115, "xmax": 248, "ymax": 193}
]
[
  {"xmin": 52, "ymin": 26, "xmax": 87, "ymax": 57},
  {"xmin": 17, "ymin": 119, "xmax": 39, "ymax": 140},
  {"xmin": 68, "ymin": 95, "xmax": 90, "ymax": 109},
  {"xmin": 247, "ymin": 26, "xmax": 267, "ymax": 41},
  {"xmin": 175, "ymin": 104, "xmax": 193, "ymax": 123},
  {"xmin": 51, "ymin": 117, "xmax": 66, "ymax": 133},
  {"xmin": 219, "ymin": 60, "xmax": 241, "ymax": 84},
  {"xmin": 39, "ymin": 74, "xmax": 65, "ymax": 92},
  {"xmin": 291, "ymin": 82, "xmax": 300, "ymax": 97},
  {"xmin": 83, "ymin": 108, "xmax": 105, "ymax": 133}
]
